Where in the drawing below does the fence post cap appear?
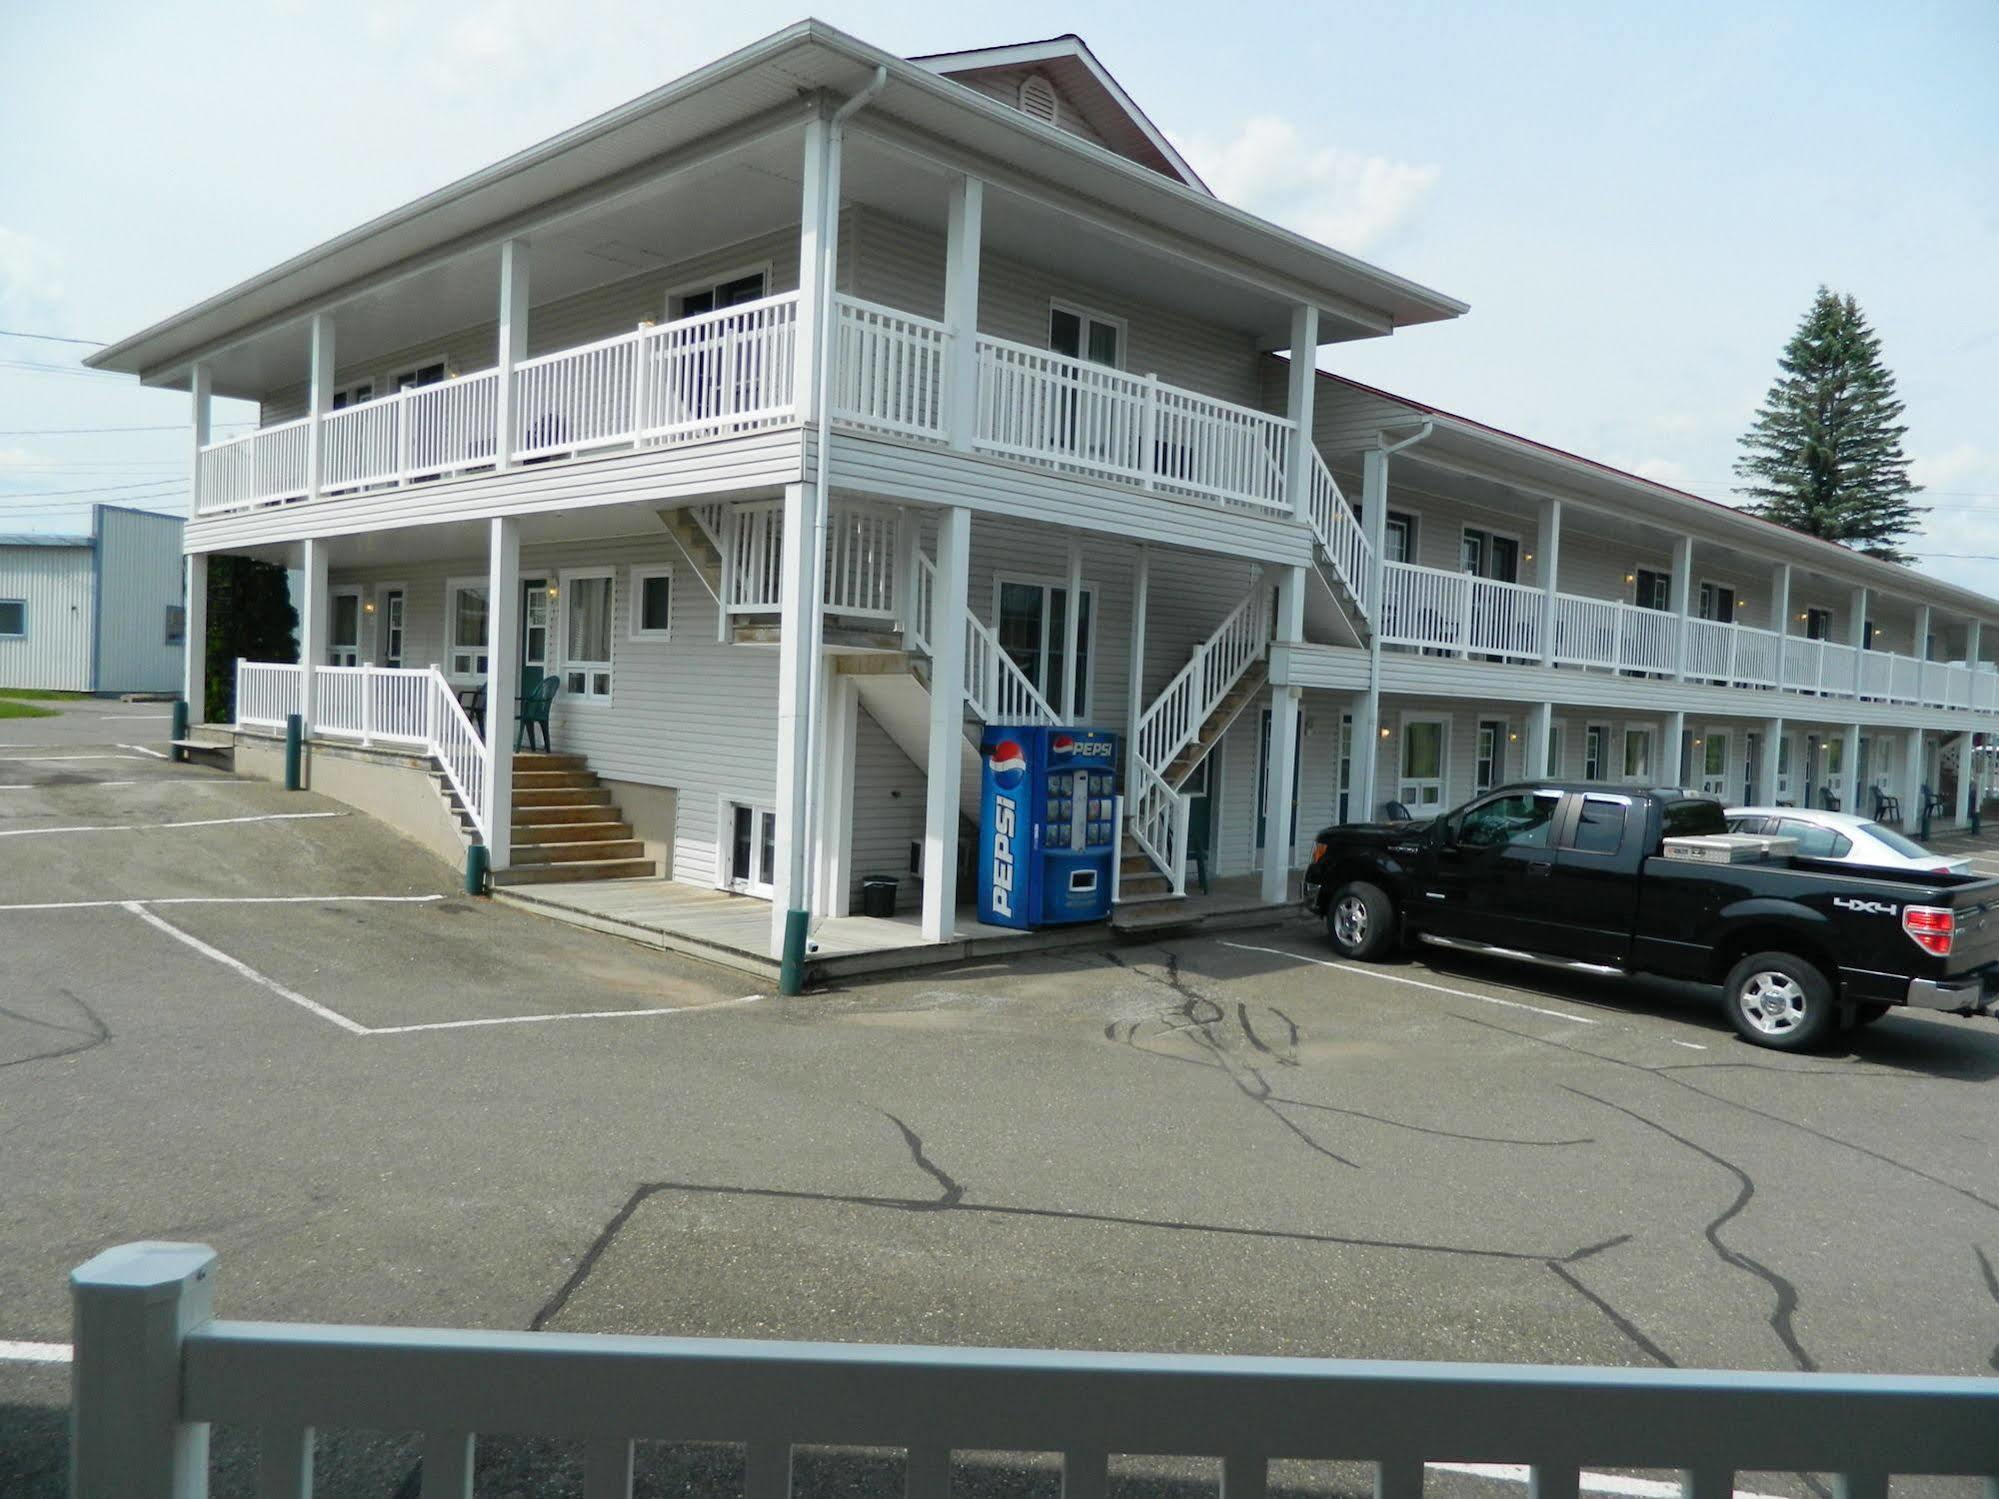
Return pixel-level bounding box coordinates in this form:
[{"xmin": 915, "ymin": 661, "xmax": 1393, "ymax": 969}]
[{"xmin": 71, "ymin": 1241, "xmax": 216, "ymax": 1298}]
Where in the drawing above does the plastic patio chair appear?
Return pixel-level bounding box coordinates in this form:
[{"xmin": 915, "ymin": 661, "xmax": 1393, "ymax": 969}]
[
  {"xmin": 1819, "ymin": 786, "xmax": 1841, "ymax": 812},
  {"xmin": 515, "ymin": 676, "xmax": 560, "ymax": 752},
  {"xmin": 1385, "ymin": 800, "xmax": 1414, "ymax": 822},
  {"xmin": 1872, "ymin": 786, "xmax": 1902, "ymax": 824}
]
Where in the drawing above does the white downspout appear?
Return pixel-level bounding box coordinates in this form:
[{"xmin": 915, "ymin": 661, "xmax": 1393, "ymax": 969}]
[{"xmin": 1362, "ymin": 421, "xmax": 1433, "ymax": 821}]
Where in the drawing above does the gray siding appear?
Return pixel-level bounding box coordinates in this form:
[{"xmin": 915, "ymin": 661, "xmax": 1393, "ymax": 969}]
[
  {"xmin": 92, "ymin": 507, "xmax": 186, "ymax": 693},
  {"xmin": 0, "ymin": 543, "xmax": 93, "ymax": 691},
  {"xmin": 848, "ymin": 705, "xmax": 928, "ymax": 911}
]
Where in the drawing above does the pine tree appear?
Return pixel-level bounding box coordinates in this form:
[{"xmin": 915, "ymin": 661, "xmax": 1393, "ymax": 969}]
[{"xmin": 1734, "ymin": 287, "xmax": 1923, "ymax": 563}]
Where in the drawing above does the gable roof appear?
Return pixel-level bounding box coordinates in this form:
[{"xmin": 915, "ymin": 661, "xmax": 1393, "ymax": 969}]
[{"xmin": 910, "ymin": 35, "xmax": 1209, "ymax": 192}]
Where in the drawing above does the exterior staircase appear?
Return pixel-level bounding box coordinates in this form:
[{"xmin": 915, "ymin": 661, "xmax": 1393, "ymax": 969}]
[
  {"xmin": 442, "ymin": 752, "xmax": 657, "ymax": 885},
  {"xmin": 659, "ymin": 505, "xmax": 723, "ymax": 600}
]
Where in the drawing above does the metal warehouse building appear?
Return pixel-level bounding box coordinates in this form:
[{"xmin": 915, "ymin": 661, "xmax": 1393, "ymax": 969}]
[{"xmin": 0, "ymin": 505, "xmax": 187, "ymax": 694}]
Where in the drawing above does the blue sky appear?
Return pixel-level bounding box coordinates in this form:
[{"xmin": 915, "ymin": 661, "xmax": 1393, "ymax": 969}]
[{"xmin": 3, "ymin": 1, "xmax": 1994, "ymax": 587}]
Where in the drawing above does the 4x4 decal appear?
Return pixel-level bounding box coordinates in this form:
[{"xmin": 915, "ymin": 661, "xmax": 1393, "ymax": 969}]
[{"xmin": 1834, "ymin": 896, "xmax": 1899, "ymax": 916}]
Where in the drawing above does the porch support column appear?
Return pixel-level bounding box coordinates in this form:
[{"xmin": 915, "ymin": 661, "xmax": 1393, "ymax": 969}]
[
  {"xmin": 1663, "ymin": 709, "xmax": 1687, "ymax": 786},
  {"xmin": 1849, "ymin": 587, "xmax": 1869, "ymax": 697},
  {"xmin": 1669, "ymin": 534, "xmax": 1693, "ymax": 680},
  {"xmin": 298, "ymin": 537, "xmax": 328, "ymax": 731},
  {"xmin": 1061, "ymin": 535, "xmax": 1083, "ymax": 720},
  {"xmin": 1351, "ymin": 446, "xmax": 1391, "ymax": 823},
  {"xmin": 1526, "ymin": 700, "xmax": 1554, "ymax": 779},
  {"xmin": 189, "ymin": 361, "xmax": 211, "ymax": 516},
  {"xmin": 1902, "ymin": 726, "xmax": 1924, "ymax": 828},
  {"xmin": 1967, "ymin": 619, "xmax": 1982, "ymax": 672},
  {"xmin": 306, "ymin": 313, "xmax": 333, "ymax": 502},
  {"xmin": 793, "ymin": 113, "xmax": 831, "ymax": 424},
  {"xmin": 772, "ymin": 480, "xmax": 821, "ymax": 957},
  {"xmin": 184, "ymin": 551, "xmax": 208, "ymax": 725},
  {"xmin": 1953, "ymin": 732, "xmax": 1974, "ymax": 826},
  {"xmin": 1841, "ymin": 722, "xmax": 1863, "ymax": 814},
  {"xmin": 921, "ymin": 506, "xmax": 973, "ymax": 942},
  {"xmin": 1284, "ymin": 303, "xmax": 1319, "ymax": 525},
  {"xmin": 484, "ymin": 517, "xmax": 520, "ymax": 872},
  {"xmin": 1125, "ymin": 544, "xmax": 1150, "ymax": 804},
  {"xmin": 1260, "ymin": 565, "xmax": 1306, "ymax": 903},
  {"xmin": 1771, "ymin": 563, "xmax": 1792, "ymax": 685},
  {"xmin": 1758, "ymin": 717, "xmax": 1784, "ymax": 807},
  {"xmin": 815, "ymin": 673, "xmax": 858, "ymax": 918},
  {"xmin": 1347, "ymin": 692, "xmax": 1377, "ymax": 823},
  {"xmin": 1536, "ymin": 498, "xmax": 1562, "ymax": 666},
  {"xmin": 494, "ymin": 237, "xmax": 531, "ymax": 470},
  {"xmin": 1913, "ymin": 605, "xmax": 1932, "ymax": 667},
  {"xmin": 943, "ymin": 175, "xmax": 985, "ymax": 452}
]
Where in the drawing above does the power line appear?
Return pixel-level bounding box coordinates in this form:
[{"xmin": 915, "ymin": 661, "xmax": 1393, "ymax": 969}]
[
  {"xmin": 0, "ymin": 329, "xmax": 107, "ymax": 346},
  {"xmin": 0, "ymin": 477, "xmax": 193, "ymax": 499},
  {"xmin": 0, "ymin": 423, "xmax": 257, "ymax": 435}
]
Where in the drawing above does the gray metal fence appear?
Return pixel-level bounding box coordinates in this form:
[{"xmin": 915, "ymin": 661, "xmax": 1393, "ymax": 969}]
[{"xmin": 70, "ymin": 1241, "xmax": 1999, "ymax": 1499}]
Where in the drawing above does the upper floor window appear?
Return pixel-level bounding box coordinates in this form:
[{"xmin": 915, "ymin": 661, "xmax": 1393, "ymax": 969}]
[
  {"xmin": 1461, "ymin": 528, "xmax": 1519, "ymax": 583},
  {"xmin": 1805, "ymin": 607, "xmax": 1832, "ymax": 641},
  {"xmin": 1698, "ymin": 583, "xmax": 1736, "ymax": 623},
  {"xmin": 1049, "ymin": 304, "xmax": 1121, "ymax": 368},
  {"xmin": 1384, "ymin": 511, "xmax": 1417, "ymax": 565},
  {"xmin": 673, "ymin": 271, "xmax": 767, "ymax": 320},
  {"xmin": 393, "ymin": 360, "xmax": 446, "ymax": 393},
  {"xmin": 331, "ymin": 379, "xmax": 376, "ymax": 410},
  {"xmin": 1634, "ymin": 568, "xmax": 1671, "ymax": 612}
]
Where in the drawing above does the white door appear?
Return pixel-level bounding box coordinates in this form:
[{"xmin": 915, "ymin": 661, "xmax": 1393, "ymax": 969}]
[
  {"xmin": 729, "ymin": 803, "xmax": 777, "ymax": 898},
  {"xmin": 328, "ymin": 590, "xmax": 362, "ymax": 667},
  {"xmin": 1700, "ymin": 730, "xmax": 1730, "ymax": 798},
  {"xmin": 1398, "ymin": 719, "xmax": 1446, "ymax": 811}
]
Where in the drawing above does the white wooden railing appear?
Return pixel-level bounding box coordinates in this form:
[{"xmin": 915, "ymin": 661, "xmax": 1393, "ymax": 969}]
[
  {"xmin": 72, "ymin": 1241, "xmax": 1999, "ymax": 1499},
  {"xmin": 1381, "ymin": 563, "xmax": 1544, "ymax": 662},
  {"xmin": 1135, "ymin": 585, "xmax": 1269, "ymax": 788},
  {"xmin": 1305, "ymin": 448, "xmax": 1374, "ymax": 619},
  {"xmin": 198, "ymin": 295, "xmax": 799, "ymax": 515},
  {"xmin": 721, "ymin": 497, "xmax": 900, "ymax": 620},
  {"xmin": 1127, "ymin": 757, "xmax": 1189, "ymax": 897},
  {"xmin": 832, "ymin": 296, "xmax": 949, "ymax": 440},
  {"xmin": 231, "ymin": 662, "xmax": 487, "ymax": 841},
  {"xmin": 964, "ymin": 612, "xmax": 1061, "ymax": 725}
]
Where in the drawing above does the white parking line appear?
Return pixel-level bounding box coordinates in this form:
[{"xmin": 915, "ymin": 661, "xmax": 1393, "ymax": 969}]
[
  {"xmin": 0, "ymin": 780, "xmax": 137, "ymax": 790},
  {"xmin": 0, "ymin": 1340, "xmax": 71, "ymax": 1365},
  {"xmin": 118, "ymin": 743, "xmax": 170, "ymax": 759},
  {"xmin": 1426, "ymin": 1463, "xmax": 1786, "ymax": 1499},
  {"xmin": 0, "ymin": 810, "xmax": 346, "ymax": 839},
  {"xmin": 124, "ymin": 901, "xmax": 372, "ymax": 1035},
  {"xmin": 0, "ymin": 754, "xmax": 149, "ymax": 763},
  {"xmin": 99, "ymin": 714, "xmax": 172, "ymax": 721},
  {"xmin": 367, "ymin": 995, "xmax": 763, "ymax": 1036},
  {"xmin": 0, "ymin": 895, "xmax": 446, "ymax": 912},
  {"xmin": 1216, "ymin": 940, "xmax": 1601, "ymax": 1025}
]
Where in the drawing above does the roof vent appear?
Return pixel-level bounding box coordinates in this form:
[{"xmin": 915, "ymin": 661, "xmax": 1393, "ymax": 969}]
[{"xmin": 1018, "ymin": 72, "xmax": 1059, "ymax": 125}]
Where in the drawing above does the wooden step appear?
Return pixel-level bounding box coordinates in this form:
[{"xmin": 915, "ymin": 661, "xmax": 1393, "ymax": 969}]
[
  {"xmin": 513, "ymin": 786, "xmax": 614, "ymax": 809},
  {"xmin": 491, "ymin": 858, "xmax": 657, "ymax": 886},
  {"xmin": 511, "ymin": 838, "xmax": 646, "ymax": 865},
  {"xmin": 513, "ymin": 752, "xmax": 588, "ymax": 771},
  {"xmin": 512, "ymin": 803, "xmax": 619, "ymax": 826},
  {"xmin": 1119, "ymin": 874, "xmax": 1175, "ymax": 898},
  {"xmin": 513, "ymin": 769, "xmax": 600, "ymax": 790},
  {"xmin": 510, "ymin": 819, "xmax": 632, "ymax": 843}
]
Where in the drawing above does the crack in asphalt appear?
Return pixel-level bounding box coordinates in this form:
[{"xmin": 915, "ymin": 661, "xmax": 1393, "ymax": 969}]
[
  {"xmin": 1563, "ymin": 1085, "xmax": 1816, "ymax": 1373},
  {"xmin": 1107, "ymin": 949, "xmax": 1594, "ymax": 1151},
  {"xmin": 883, "ymin": 1110, "xmax": 964, "ymax": 1209},
  {"xmin": 1543, "ymin": 1261, "xmax": 1677, "ymax": 1368},
  {"xmin": 0, "ymin": 989, "xmax": 109, "ymax": 1069},
  {"xmin": 1448, "ymin": 1011, "xmax": 1999, "ymax": 1215}
]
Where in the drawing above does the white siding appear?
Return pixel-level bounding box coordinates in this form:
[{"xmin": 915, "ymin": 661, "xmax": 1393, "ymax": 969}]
[
  {"xmin": 0, "ymin": 543, "xmax": 93, "ymax": 691},
  {"xmin": 92, "ymin": 507, "xmax": 186, "ymax": 693},
  {"xmin": 848, "ymin": 706, "xmax": 928, "ymax": 912}
]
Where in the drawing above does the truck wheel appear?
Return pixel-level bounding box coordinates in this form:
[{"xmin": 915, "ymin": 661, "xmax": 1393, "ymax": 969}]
[
  {"xmin": 1722, "ymin": 951, "xmax": 1836, "ymax": 1051},
  {"xmin": 1327, "ymin": 880, "xmax": 1396, "ymax": 961}
]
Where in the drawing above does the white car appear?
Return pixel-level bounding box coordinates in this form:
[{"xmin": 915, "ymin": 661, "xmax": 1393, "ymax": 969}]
[{"xmin": 1724, "ymin": 806, "xmax": 1975, "ymax": 876}]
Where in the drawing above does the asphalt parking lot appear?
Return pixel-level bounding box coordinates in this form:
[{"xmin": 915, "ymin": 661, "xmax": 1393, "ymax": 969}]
[{"xmin": 3, "ymin": 705, "xmax": 1997, "ymax": 1498}]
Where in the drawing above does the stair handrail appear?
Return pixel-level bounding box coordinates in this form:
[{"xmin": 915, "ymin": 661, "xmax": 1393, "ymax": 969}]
[
  {"xmin": 964, "ymin": 611, "xmax": 1060, "ymax": 726},
  {"xmin": 1134, "ymin": 581, "xmax": 1270, "ymax": 790},
  {"xmin": 907, "ymin": 549, "xmax": 937, "ymax": 656},
  {"xmin": 1127, "ymin": 757, "xmax": 1189, "ymax": 898},
  {"xmin": 1306, "ymin": 448, "xmax": 1374, "ymax": 621},
  {"xmin": 425, "ymin": 665, "xmax": 489, "ymax": 843}
]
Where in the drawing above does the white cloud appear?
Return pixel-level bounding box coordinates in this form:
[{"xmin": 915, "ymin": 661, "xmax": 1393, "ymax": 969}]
[
  {"xmin": 0, "ymin": 227, "xmax": 66, "ymax": 318},
  {"xmin": 1911, "ymin": 442, "xmax": 1998, "ymax": 492},
  {"xmin": 1176, "ymin": 117, "xmax": 1439, "ymax": 252}
]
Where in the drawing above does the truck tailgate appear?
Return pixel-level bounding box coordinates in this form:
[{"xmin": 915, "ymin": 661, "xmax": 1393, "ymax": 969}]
[{"xmin": 1941, "ymin": 879, "xmax": 1999, "ymax": 978}]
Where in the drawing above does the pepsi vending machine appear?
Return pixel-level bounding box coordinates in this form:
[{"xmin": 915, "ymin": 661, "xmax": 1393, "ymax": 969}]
[{"xmin": 977, "ymin": 726, "xmax": 1120, "ymax": 929}]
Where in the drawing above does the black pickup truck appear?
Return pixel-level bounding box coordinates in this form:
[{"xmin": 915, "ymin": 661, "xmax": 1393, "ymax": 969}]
[{"xmin": 1301, "ymin": 782, "xmax": 1999, "ymax": 1050}]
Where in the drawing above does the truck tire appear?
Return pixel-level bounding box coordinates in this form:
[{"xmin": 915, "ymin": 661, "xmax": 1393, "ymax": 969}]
[
  {"xmin": 1327, "ymin": 880, "xmax": 1397, "ymax": 961},
  {"xmin": 1722, "ymin": 951, "xmax": 1836, "ymax": 1051}
]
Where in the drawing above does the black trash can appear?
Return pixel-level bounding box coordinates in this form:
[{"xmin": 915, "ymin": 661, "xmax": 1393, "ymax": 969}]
[{"xmin": 861, "ymin": 876, "xmax": 898, "ymax": 918}]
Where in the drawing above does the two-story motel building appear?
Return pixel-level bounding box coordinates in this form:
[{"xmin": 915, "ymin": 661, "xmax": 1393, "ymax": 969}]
[{"xmin": 87, "ymin": 22, "xmax": 1999, "ymax": 970}]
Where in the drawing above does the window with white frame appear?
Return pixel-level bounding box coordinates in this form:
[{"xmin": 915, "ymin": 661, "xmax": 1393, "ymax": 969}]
[
  {"xmin": 1048, "ymin": 303, "xmax": 1122, "ymax": 367},
  {"xmin": 1584, "ymin": 723, "xmax": 1609, "ymax": 781},
  {"xmin": 1399, "ymin": 718, "xmax": 1447, "ymax": 808},
  {"xmin": 329, "ymin": 589, "xmax": 362, "ymax": 666},
  {"xmin": 1384, "ymin": 511, "xmax": 1418, "ymax": 565},
  {"xmin": 561, "ymin": 569, "xmax": 614, "ymax": 701},
  {"xmin": 445, "ymin": 579, "xmax": 489, "ymax": 680},
  {"xmin": 331, "ymin": 379, "xmax": 376, "ymax": 410},
  {"xmin": 671, "ymin": 270, "xmax": 768, "ymax": 320},
  {"xmin": 995, "ymin": 576, "xmax": 1094, "ymax": 719},
  {"xmin": 629, "ymin": 566, "xmax": 673, "ymax": 640},
  {"xmin": 1622, "ymin": 726, "xmax": 1655, "ymax": 782},
  {"xmin": 1545, "ymin": 724, "xmax": 1565, "ymax": 779},
  {"xmin": 0, "ymin": 599, "xmax": 24, "ymax": 637}
]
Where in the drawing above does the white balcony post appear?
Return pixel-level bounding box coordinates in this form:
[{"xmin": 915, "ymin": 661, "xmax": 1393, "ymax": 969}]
[
  {"xmin": 1537, "ymin": 498, "xmax": 1561, "ymax": 666},
  {"xmin": 1952, "ymin": 731, "xmax": 1974, "ymax": 826},
  {"xmin": 1346, "ymin": 690, "xmax": 1377, "ymax": 824},
  {"xmin": 1913, "ymin": 604, "xmax": 1932, "ymax": 671},
  {"xmin": 1901, "ymin": 726, "xmax": 1924, "ymax": 827},
  {"xmin": 494, "ymin": 237, "xmax": 530, "ymax": 469},
  {"xmin": 1125, "ymin": 546, "xmax": 1151, "ymax": 792},
  {"xmin": 1284, "ymin": 303, "xmax": 1319, "ymax": 526},
  {"xmin": 189, "ymin": 361, "xmax": 211, "ymax": 513},
  {"xmin": 1261, "ymin": 564, "xmax": 1307, "ymax": 903},
  {"xmin": 773, "ymin": 481, "xmax": 819, "ymax": 954},
  {"xmin": 484, "ymin": 517, "xmax": 520, "ymax": 871},
  {"xmin": 1849, "ymin": 586, "xmax": 1868, "ymax": 698},
  {"xmin": 306, "ymin": 312, "xmax": 333, "ymax": 502},
  {"xmin": 298, "ymin": 538, "xmax": 328, "ymax": 731},
  {"xmin": 1967, "ymin": 619, "xmax": 1983, "ymax": 675},
  {"xmin": 794, "ymin": 113, "xmax": 832, "ymax": 427},
  {"xmin": 943, "ymin": 174, "xmax": 984, "ymax": 452},
  {"xmin": 1670, "ymin": 535, "xmax": 1693, "ymax": 680},
  {"xmin": 1061, "ymin": 535, "xmax": 1083, "ymax": 721},
  {"xmin": 1759, "ymin": 717, "xmax": 1784, "ymax": 806},
  {"xmin": 1771, "ymin": 563, "xmax": 1792, "ymax": 685},
  {"xmin": 1352, "ymin": 445, "xmax": 1391, "ymax": 823},
  {"xmin": 815, "ymin": 673, "xmax": 858, "ymax": 918},
  {"xmin": 1664, "ymin": 710, "xmax": 1687, "ymax": 786},
  {"xmin": 921, "ymin": 506, "xmax": 972, "ymax": 942},
  {"xmin": 71, "ymin": 1241, "xmax": 219, "ymax": 1499},
  {"xmin": 1527, "ymin": 700, "xmax": 1554, "ymax": 779},
  {"xmin": 184, "ymin": 551, "xmax": 208, "ymax": 725},
  {"xmin": 1839, "ymin": 722, "xmax": 1862, "ymax": 813}
]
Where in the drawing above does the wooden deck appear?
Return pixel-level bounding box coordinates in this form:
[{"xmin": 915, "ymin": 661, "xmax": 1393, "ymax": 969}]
[{"xmin": 490, "ymin": 874, "xmax": 1302, "ymax": 985}]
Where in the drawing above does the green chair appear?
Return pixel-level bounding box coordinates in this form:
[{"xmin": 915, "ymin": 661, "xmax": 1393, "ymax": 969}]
[{"xmin": 516, "ymin": 676, "xmax": 560, "ymax": 752}]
